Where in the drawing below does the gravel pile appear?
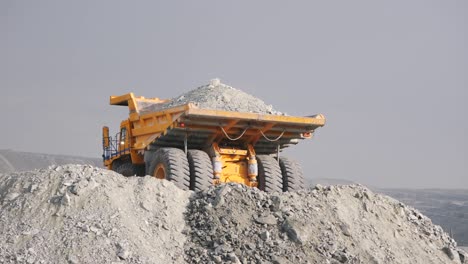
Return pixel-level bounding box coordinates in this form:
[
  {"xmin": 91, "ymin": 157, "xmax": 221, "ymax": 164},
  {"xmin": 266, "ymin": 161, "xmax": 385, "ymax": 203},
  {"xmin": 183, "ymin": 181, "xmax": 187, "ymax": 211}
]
[
  {"xmin": 138, "ymin": 79, "xmax": 284, "ymax": 115},
  {"xmin": 184, "ymin": 183, "xmax": 466, "ymax": 264},
  {"xmin": 0, "ymin": 165, "xmax": 466, "ymax": 263},
  {"xmin": 0, "ymin": 165, "xmax": 190, "ymax": 264}
]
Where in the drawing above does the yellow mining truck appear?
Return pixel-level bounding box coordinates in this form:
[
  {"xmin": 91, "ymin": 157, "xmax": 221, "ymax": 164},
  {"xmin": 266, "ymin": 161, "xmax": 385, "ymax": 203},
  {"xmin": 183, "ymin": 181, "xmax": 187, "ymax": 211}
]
[{"xmin": 102, "ymin": 92, "xmax": 325, "ymax": 192}]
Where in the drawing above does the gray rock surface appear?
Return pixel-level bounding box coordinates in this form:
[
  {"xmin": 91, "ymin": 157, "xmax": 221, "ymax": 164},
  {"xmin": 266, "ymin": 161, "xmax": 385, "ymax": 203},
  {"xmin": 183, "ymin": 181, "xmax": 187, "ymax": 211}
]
[
  {"xmin": 184, "ymin": 183, "xmax": 467, "ymax": 264},
  {"xmin": 138, "ymin": 79, "xmax": 284, "ymax": 115},
  {"xmin": 0, "ymin": 164, "xmax": 190, "ymax": 264},
  {"xmin": 1, "ymin": 165, "xmax": 466, "ymax": 263},
  {"xmin": 380, "ymin": 188, "xmax": 468, "ymax": 247}
]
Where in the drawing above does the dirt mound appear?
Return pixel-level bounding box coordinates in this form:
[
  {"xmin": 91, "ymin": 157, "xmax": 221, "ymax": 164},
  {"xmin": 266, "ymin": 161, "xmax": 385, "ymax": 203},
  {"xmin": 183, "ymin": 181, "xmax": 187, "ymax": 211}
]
[
  {"xmin": 0, "ymin": 165, "xmax": 466, "ymax": 263},
  {"xmin": 138, "ymin": 79, "xmax": 284, "ymax": 115}
]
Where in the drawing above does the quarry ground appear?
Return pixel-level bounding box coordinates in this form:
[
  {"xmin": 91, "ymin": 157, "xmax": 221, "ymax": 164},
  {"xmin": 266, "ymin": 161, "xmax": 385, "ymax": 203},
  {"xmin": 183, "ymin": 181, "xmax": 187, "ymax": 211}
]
[{"xmin": 0, "ymin": 165, "xmax": 466, "ymax": 264}]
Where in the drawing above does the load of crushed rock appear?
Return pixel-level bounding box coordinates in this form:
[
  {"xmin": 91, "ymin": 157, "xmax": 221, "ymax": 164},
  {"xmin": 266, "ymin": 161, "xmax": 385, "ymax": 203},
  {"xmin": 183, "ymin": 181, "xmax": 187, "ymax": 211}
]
[
  {"xmin": 0, "ymin": 165, "xmax": 466, "ymax": 264},
  {"xmin": 138, "ymin": 79, "xmax": 284, "ymax": 115}
]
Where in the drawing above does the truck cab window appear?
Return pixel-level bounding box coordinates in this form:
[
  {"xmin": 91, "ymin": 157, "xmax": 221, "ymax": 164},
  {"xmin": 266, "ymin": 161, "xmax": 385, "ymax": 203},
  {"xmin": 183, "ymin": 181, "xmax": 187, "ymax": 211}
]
[{"xmin": 120, "ymin": 128, "xmax": 126, "ymax": 144}]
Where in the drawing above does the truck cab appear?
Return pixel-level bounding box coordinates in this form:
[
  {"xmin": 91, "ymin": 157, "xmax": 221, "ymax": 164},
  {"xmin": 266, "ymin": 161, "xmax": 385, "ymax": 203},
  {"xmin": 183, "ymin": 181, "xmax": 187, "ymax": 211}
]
[{"xmin": 102, "ymin": 120, "xmax": 133, "ymax": 172}]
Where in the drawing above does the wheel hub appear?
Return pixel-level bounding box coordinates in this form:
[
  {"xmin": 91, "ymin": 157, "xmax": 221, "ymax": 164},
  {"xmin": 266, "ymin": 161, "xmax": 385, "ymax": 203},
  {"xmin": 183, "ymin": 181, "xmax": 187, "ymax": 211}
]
[{"xmin": 154, "ymin": 163, "xmax": 166, "ymax": 179}]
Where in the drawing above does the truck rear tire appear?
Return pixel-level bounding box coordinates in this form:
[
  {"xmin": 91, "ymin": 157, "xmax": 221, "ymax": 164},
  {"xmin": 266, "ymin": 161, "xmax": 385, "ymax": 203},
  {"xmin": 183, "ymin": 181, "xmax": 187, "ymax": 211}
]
[
  {"xmin": 187, "ymin": 150, "xmax": 213, "ymax": 191},
  {"xmin": 148, "ymin": 148, "xmax": 190, "ymax": 190},
  {"xmin": 257, "ymin": 155, "xmax": 283, "ymax": 193},
  {"xmin": 280, "ymin": 157, "xmax": 305, "ymax": 192}
]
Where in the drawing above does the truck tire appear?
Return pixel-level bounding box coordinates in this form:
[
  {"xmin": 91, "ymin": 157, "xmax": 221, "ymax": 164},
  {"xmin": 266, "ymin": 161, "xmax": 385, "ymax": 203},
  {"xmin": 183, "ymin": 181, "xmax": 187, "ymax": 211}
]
[
  {"xmin": 280, "ymin": 157, "xmax": 305, "ymax": 192},
  {"xmin": 187, "ymin": 150, "xmax": 213, "ymax": 191},
  {"xmin": 257, "ymin": 155, "xmax": 283, "ymax": 193},
  {"xmin": 148, "ymin": 148, "xmax": 190, "ymax": 190},
  {"xmin": 113, "ymin": 162, "xmax": 136, "ymax": 177}
]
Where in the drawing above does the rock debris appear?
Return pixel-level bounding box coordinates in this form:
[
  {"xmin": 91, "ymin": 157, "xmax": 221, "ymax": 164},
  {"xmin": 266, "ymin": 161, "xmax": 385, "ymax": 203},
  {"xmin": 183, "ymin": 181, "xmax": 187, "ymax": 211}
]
[
  {"xmin": 138, "ymin": 79, "xmax": 284, "ymax": 115},
  {"xmin": 0, "ymin": 165, "xmax": 466, "ymax": 263}
]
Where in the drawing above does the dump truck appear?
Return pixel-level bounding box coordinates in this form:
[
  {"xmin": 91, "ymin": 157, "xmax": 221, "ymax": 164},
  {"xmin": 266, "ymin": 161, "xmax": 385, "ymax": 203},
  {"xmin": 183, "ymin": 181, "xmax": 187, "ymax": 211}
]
[{"xmin": 102, "ymin": 88, "xmax": 325, "ymax": 192}]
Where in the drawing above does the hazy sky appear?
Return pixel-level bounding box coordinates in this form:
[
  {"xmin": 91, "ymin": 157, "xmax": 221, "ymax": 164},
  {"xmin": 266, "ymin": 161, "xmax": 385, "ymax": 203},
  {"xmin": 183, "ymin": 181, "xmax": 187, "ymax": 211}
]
[{"xmin": 2, "ymin": 1, "xmax": 467, "ymax": 188}]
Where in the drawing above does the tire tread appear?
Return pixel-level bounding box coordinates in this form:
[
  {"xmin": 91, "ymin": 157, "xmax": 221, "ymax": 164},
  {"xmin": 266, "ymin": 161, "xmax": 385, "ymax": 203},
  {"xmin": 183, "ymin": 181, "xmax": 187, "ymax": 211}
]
[
  {"xmin": 149, "ymin": 148, "xmax": 190, "ymax": 190},
  {"xmin": 257, "ymin": 155, "xmax": 283, "ymax": 193},
  {"xmin": 279, "ymin": 157, "xmax": 305, "ymax": 192},
  {"xmin": 187, "ymin": 150, "xmax": 213, "ymax": 191}
]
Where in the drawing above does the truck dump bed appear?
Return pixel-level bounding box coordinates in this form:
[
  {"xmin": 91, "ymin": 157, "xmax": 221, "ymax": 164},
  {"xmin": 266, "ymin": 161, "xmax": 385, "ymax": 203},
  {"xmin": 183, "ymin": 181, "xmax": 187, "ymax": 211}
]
[
  {"xmin": 112, "ymin": 93, "xmax": 326, "ymax": 155},
  {"xmin": 157, "ymin": 105, "xmax": 325, "ymax": 154}
]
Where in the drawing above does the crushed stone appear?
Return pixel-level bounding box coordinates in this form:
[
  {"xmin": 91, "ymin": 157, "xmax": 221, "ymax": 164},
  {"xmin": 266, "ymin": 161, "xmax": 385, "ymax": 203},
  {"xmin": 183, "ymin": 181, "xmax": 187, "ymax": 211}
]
[
  {"xmin": 184, "ymin": 183, "xmax": 467, "ymax": 264},
  {"xmin": 0, "ymin": 165, "xmax": 190, "ymax": 264},
  {"xmin": 0, "ymin": 165, "xmax": 467, "ymax": 263},
  {"xmin": 138, "ymin": 79, "xmax": 284, "ymax": 115}
]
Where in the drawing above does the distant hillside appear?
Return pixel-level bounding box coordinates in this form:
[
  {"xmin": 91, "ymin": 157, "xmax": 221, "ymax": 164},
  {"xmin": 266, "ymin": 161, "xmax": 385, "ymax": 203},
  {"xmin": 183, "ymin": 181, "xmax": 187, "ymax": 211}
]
[{"xmin": 0, "ymin": 149, "xmax": 102, "ymax": 173}]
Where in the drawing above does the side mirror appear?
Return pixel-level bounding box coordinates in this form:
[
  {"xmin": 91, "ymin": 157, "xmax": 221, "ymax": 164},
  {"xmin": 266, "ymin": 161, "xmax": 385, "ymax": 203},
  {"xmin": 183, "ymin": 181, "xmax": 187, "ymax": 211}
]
[{"xmin": 102, "ymin": 126, "xmax": 110, "ymax": 148}]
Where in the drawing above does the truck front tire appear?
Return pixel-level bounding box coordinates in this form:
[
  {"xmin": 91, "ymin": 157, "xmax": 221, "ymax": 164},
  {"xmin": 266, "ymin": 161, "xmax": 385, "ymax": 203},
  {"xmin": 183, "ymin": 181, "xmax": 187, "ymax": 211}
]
[{"xmin": 148, "ymin": 148, "xmax": 190, "ymax": 190}]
